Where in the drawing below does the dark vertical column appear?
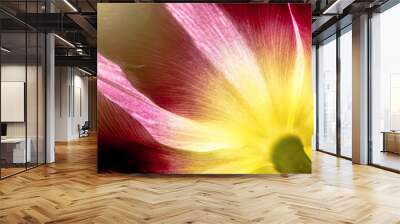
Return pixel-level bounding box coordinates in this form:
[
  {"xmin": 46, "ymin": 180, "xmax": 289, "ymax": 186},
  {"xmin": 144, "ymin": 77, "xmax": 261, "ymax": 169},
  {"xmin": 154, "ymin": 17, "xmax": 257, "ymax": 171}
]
[
  {"xmin": 367, "ymin": 11, "xmax": 373, "ymax": 165},
  {"xmin": 72, "ymin": 68, "xmax": 75, "ymax": 118},
  {"xmin": 36, "ymin": 0, "xmax": 39, "ymax": 167},
  {"xmin": 44, "ymin": 0, "xmax": 48, "ymax": 164},
  {"xmin": 336, "ymin": 28, "xmax": 341, "ymax": 157},
  {"xmin": 69, "ymin": 69, "xmax": 71, "ymax": 118},
  {"xmin": 316, "ymin": 45, "xmax": 320, "ymax": 150},
  {"xmin": 0, "ymin": 21, "xmax": 2, "ymax": 179},
  {"xmin": 25, "ymin": 0, "xmax": 28, "ymax": 171}
]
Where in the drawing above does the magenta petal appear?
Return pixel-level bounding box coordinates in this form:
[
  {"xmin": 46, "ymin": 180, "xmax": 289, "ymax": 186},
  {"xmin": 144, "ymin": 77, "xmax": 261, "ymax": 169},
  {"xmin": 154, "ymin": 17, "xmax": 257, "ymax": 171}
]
[{"xmin": 98, "ymin": 54, "xmax": 244, "ymax": 152}]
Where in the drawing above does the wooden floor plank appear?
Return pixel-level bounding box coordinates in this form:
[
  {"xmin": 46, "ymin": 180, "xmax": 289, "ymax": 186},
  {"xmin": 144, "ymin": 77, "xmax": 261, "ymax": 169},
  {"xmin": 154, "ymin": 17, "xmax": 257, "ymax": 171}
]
[{"xmin": 0, "ymin": 135, "xmax": 400, "ymax": 223}]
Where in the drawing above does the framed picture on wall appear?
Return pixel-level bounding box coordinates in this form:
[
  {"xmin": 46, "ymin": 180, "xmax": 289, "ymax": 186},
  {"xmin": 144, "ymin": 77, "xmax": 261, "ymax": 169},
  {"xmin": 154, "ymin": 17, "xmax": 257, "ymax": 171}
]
[{"xmin": 97, "ymin": 3, "xmax": 313, "ymax": 174}]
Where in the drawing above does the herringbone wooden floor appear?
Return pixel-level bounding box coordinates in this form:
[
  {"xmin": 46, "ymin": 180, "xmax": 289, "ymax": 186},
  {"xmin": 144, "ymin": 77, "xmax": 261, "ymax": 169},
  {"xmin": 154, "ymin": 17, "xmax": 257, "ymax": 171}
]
[{"xmin": 1, "ymin": 135, "xmax": 400, "ymax": 224}]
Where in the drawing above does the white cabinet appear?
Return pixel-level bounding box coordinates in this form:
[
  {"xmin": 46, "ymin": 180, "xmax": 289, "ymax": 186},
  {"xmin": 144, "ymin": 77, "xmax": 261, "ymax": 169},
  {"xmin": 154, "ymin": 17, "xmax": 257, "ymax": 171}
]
[{"xmin": 1, "ymin": 138, "xmax": 32, "ymax": 163}]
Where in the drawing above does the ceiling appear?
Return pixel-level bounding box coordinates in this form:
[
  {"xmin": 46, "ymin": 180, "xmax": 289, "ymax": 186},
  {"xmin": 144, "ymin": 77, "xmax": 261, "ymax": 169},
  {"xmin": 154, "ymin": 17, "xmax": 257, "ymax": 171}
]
[{"xmin": 0, "ymin": 0, "xmax": 391, "ymax": 73}]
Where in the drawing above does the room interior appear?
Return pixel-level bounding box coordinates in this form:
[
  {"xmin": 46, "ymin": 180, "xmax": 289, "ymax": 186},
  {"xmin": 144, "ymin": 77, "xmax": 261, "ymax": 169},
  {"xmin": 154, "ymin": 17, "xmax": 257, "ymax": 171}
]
[
  {"xmin": 0, "ymin": 31, "xmax": 46, "ymax": 177},
  {"xmin": 0, "ymin": 0, "xmax": 400, "ymax": 223}
]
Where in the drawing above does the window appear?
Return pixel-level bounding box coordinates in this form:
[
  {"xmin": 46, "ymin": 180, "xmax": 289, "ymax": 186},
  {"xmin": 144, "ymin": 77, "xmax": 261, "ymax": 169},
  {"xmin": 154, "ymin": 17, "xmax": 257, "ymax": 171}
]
[
  {"xmin": 339, "ymin": 28, "xmax": 352, "ymax": 158},
  {"xmin": 317, "ymin": 36, "xmax": 337, "ymax": 154},
  {"xmin": 312, "ymin": 45, "xmax": 317, "ymax": 150},
  {"xmin": 0, "ymin": 2, "xmax": 46, "ymax": 179},
  {"xmin": 371, "ymin": 3, "xmax": 400, "ymax": 171}
]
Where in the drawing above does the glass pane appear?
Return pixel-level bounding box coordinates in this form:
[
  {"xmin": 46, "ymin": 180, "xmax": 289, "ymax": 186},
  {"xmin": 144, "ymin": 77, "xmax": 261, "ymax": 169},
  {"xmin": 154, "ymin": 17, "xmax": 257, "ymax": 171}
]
[
  {"xmin": 27, "ymin": 31, "xmax": 38, "ymax": 169},
  {"xmin": 318, "ymin": 37, "xmax": 337, "ymax": 154},
  {"xmin": 1, "ymin": 31, "xmax": 27, "ymax": 177},
  {"xmin": 371, "ymin": 5, "xmax": 400, "ymax": 171},
  {"xmin": 312, "ymin": 45, "xmax": 317, "ymax": 151},
  {"xmin": 340, "ymin": 29, "xmax": 352, "ymax": 158},
  {"xmin": 38, "ymin": 33, "xmax": 45, "ymax": 165}
]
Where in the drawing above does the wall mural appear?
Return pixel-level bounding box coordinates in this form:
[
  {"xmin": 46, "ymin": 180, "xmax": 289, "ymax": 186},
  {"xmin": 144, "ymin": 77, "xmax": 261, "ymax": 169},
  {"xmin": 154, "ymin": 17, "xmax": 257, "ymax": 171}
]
[{"xmin": 97, "ymin": 3, "xmax": 313, "ymax": 174}]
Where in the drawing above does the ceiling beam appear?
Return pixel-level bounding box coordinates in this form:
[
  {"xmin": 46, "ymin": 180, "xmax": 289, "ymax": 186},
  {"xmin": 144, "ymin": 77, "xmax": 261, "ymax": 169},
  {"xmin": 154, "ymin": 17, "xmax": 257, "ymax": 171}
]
[{"xmin": 55, "ymin": 55, "xmax": 96, "ymax": 72}]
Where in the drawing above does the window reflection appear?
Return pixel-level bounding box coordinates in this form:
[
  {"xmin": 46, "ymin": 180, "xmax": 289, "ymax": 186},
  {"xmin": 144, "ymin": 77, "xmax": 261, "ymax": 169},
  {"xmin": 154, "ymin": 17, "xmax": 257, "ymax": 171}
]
[
  {"xmin": 340, "ymin": 28, "xmax": 352, "ymax": 158},
  {"xmin": 371, "ymin": 4, "xmax": 400, "ymax": 171},
  {"xmin": 318, "ymin": 36, "xmax": 337, "ymax": 154},
  {"xmin": 0, "ymin": 2, "xmax": 46, "ymax": 179}
]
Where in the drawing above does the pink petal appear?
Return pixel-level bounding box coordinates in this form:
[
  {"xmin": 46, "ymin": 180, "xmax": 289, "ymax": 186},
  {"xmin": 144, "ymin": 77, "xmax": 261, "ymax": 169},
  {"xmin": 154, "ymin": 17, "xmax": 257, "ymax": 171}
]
[{"xmin": 98, "ymin": 54, "xmax": 244, "ymax": 152}]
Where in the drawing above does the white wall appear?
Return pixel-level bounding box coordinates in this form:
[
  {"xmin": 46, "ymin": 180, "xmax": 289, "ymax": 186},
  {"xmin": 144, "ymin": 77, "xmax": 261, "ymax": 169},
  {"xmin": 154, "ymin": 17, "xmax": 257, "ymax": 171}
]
[
  {"xmin": 55, "ymin": 67, "xmax": 70, "ymax": 141},
  {"xmin": 1, "ymin": 65, "xmax": 36, "ymax": 138},
  {"xmin": 55, "ymin": 67, "xmax": 89, "ymax": 141},
  {"xmin": 71, "ymin": 73, "xmax": 89, "ymax": 138}
]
